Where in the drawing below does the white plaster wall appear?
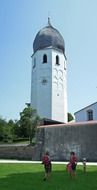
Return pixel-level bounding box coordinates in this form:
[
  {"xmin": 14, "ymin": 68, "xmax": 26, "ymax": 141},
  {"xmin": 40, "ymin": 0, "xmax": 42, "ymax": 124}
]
[
  {"xmin": 31, "ymin": 48, "xmax": 67, "ymax": 123},
  {"xmin": 31, "ymin": 57, "xmax": 37, "ymax": 108},
  {"xmin": 52, "ymin": 50, "xmax": 67, "ymax": 123},
  {"xmin": 31, "ymin": 49, "xmax": 52, "ymax": 119},
  {"xmin": 75, "ymin": 103, "xmax": 97, "ymax": 122}
]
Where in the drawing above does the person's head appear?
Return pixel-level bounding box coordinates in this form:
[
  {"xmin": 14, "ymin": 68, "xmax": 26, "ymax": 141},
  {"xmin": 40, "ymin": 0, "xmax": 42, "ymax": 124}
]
[
  {"xmin": 70, "ymin": 151, "xmax": 75, "ymax": 155},
  {"xmin": 45, "ymin": 151, "xmax": 49, "ymax": 155}
]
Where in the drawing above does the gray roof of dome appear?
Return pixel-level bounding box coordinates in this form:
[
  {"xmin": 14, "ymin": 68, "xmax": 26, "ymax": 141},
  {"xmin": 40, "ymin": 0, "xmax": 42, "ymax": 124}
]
[{"xmin": 33, "ymin": 24, "xmax": 65, "ymax": 53}]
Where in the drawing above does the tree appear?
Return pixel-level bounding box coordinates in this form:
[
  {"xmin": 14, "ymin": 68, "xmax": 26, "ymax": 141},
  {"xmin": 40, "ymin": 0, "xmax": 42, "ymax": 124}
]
[
  {"xmin": 0, "ymin": 117, "xmax": 6, "ymax": 141},
  {"xmin": 13, "ymin": 120, "xmax": 21, "ymax": 138},
  {"xmin": 68, "ymin": 112, "xmax": 74, "ymax": 122},
  {"xmin": 19, "ymin": 105, "xmax": 40, "ymax": 145},
  {"xmin": 7, "ymin": 119, "xmax": 16, "ymax": 141},
  {"xmin": 0, "ymin": 118, "xmax": 16, "ymax": 142}
]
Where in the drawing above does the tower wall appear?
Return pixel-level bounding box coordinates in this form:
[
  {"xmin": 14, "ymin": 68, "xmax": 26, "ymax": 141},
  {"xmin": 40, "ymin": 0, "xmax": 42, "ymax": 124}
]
[
  {"xmin": 31, "ymin": 49, "xmax": 52, "ymax": 119},
  {"xmin": 31, "ymin": 47, "xmax": 67, "ymax": 123},
  {"xmin": 51, "ymin": 49, "xmax": 67, "ymax": 123}
]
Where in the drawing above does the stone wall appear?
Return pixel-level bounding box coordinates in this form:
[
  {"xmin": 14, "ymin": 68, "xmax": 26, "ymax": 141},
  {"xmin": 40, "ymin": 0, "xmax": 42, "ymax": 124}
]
[
  {"xmin": 0, "ymin": 127, "xmax": 44, "ymax": 160},
  {"xmin": 0, "ymin": 144, "xmax": 41, "ymax": 160},
  {"xmin": 37, "ymin": 122, "xmax": 97, "ymax": 161},
  {"xmin": 0, "ymin": 122, "xmax": 97, "ymax": 161}
]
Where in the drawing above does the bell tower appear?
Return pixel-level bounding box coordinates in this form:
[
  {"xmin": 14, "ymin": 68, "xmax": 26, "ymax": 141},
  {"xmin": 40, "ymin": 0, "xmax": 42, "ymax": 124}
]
[{"xmin": 31, "ymin": 19, "xmax": 67, "ymax": 123}]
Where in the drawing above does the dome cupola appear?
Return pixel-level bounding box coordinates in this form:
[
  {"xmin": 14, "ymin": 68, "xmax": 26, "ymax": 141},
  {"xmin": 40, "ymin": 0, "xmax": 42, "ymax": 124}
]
[{"xmin": 33, "ymin": 18, "xmax": 65, "ymax": 53}]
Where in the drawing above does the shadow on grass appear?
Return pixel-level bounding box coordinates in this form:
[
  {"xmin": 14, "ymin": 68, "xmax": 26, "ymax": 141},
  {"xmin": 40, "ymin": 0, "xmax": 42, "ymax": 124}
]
[{"xmin": 0, "ymin": 166, "xmax": 97, "ymax": 190}]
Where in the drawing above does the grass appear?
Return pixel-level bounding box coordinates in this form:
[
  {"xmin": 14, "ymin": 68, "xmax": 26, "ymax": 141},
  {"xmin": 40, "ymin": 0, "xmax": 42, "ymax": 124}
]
[{"xmin": 0, "ymin": 163, "xmax": 97, "ymax": 190}]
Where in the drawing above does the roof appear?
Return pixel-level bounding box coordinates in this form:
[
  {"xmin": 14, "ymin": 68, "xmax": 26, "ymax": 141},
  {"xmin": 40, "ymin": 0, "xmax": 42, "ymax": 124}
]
[
  {"xmin": 33, "ymin": 21, "xmax": 65, "ymax": 53},
  {"xmin": 38, "ymin": 120, "xmax": 97, "ymax": 129},
  {"xmin": 74, "ymin": 101, "xmax": 97, "ymax": 114}
]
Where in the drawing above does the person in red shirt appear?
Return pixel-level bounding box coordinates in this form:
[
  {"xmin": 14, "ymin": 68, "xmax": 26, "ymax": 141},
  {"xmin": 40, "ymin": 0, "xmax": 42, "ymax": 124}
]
[
  {"xmin": 66, "ymin": 162, "xmax": 72, "ymax": 174},
  {"xmin": 42, "ymin": 151, "xmax": 52, "ymax": 181},
  {"xmin": 70, "ymin": 151, "xmax": 77, "ymax": 178}
]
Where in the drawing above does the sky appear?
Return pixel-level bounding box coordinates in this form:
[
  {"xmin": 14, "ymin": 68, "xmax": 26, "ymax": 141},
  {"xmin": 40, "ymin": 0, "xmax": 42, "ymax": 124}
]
[{"xmin": 0, "ymin": 0, "xmax": 97, "ymax": 121}]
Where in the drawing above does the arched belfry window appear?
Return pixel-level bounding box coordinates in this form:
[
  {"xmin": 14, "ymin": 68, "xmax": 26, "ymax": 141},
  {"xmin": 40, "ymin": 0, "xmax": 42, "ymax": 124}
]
[
  {"xmin": 43, "ymin": 54, "xmax": 47, "ymax": 63},
  {"xmin": 56, "ymin": 55, "xmax": 60, "ymax": 65},
  {"xmin": 87, "ymin": 109, "xmax": 93, "ymax": 121}
]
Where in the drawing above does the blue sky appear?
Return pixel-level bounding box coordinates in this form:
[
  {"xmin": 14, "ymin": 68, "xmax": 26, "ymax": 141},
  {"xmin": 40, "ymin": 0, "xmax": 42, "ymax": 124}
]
[{"xmin": 0, "ymin": 0, "xmax": 97, "ymax": 120}]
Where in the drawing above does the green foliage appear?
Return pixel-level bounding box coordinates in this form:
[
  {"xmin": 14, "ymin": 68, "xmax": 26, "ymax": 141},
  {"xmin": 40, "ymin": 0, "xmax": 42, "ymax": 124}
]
[
  {"xmin": 68, "ymin": 112, "xmax": 74, "ymax": 122},
  {"xmin": 0, "ymin": 117, "xmax": 7, "ymax": 141},
  {"xmin": 0, "ymin": 117, "xmax": 20, "ymax": 143},
  {"xmin": 0, "ymin": 105, "xmax": 40, "ymax": 144},
  {"xmin": 19, "ymin": 105, "xmax": 41, "ymax": 145}
]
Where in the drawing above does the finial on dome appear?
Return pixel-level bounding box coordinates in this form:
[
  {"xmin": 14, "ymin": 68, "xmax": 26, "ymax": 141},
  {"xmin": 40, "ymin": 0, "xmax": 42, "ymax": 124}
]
[{"xmin": 48, "ymin": 17, "xmax": 51, "ymax": 26}]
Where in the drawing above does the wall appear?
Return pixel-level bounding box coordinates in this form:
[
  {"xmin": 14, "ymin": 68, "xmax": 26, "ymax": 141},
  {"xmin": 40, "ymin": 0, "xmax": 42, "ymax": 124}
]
[
  {"xmin": 0, "ymin": 144, "xmax": 42, "ymax": 160},
  {"xmin": 52, "ymin": 49, "xmax": 67, "ymax": 123},
  {"xmin": 37, "ymin": 122, "xmax": 97, "ymax": 161},
  {"xmin": 31, "ymin": 47, "xmax": 67, "ymax": 123},
  {"xmin": 31, "ymin": 49, "xmax": 52, "ymax": 119},
  {"xmin": 1, "ymin": 122, "xmax": 97, "ymax": 161}
]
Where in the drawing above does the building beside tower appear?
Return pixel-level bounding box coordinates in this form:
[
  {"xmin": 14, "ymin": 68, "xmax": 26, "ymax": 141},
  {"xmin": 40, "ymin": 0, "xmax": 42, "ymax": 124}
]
[
  {"xmin": 31, "ymin": 19, "xmax": 67, "ymax": 123},
  {"xmin": 75, "ymin": 101, "xmax": 97, "ymax": 122}
]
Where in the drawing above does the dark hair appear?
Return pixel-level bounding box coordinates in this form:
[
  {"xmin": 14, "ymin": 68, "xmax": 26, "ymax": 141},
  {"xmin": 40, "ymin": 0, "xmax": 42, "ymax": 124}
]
[
  {"xmin": 45, "ymin": 151, "xmax": 49, "ymax": 155},
  {"xmin": 70, "ymin": 151, "xmax": 75, "ymax": 155}
]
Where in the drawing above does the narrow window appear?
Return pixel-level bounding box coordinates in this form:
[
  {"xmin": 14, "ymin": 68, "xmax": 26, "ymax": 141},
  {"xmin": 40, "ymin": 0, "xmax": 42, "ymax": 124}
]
[
  {"xmin": 87, "ymin": 110, "xmax": 93, "ymax": 121},
  {"xmin": 56, "ymin": 55, "xmax": 60, "ymax": 65},
  {"xmin": 33, "ymin": 58, "xmax": 36, "ymax": 68},
  {"xmin": 64, "ymin": 61, "xmax": 66, "ymax": 70},
  {"xmin": 43, "ymin": 54, "xmax": 47, "ymax": 63}
]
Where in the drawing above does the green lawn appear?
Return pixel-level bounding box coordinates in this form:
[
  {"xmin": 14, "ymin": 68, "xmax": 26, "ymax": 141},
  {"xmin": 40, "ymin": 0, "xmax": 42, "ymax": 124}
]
[{"xmin": 0, "ymin": 163, "xmax": 97, "ymax": 190}]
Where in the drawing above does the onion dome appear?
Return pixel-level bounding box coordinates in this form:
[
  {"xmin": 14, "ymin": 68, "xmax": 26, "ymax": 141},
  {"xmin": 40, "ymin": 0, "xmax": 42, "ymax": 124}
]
[{"xmin": 33, "ymin": 18, "xmax": 65, "ymax": 53}]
